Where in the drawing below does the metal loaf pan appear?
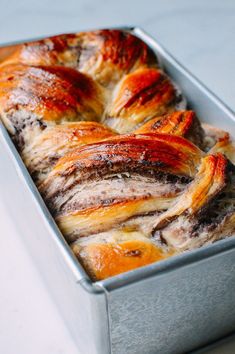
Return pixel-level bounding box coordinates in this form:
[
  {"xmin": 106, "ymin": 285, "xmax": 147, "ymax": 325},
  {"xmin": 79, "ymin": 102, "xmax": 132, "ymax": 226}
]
[{"xmin": 0, "ymin": 27, "xmax": 235, "ymax": 354}]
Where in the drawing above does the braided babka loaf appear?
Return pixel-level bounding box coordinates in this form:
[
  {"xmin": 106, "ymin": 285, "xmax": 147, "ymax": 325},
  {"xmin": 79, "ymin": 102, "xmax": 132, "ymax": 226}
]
[{"xmin": 0, "ymin": 29, "xmax": 234, "ymax": 280}]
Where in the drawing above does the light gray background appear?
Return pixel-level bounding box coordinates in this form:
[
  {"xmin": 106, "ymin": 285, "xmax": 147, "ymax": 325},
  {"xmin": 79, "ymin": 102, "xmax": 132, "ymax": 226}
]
[{"xmin": 0, "ymin": 1, "xmax": 234, "ymax": 353}]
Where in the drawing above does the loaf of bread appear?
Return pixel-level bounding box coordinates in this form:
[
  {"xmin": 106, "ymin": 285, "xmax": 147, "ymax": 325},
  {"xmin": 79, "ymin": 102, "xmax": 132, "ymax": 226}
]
[{"xmin": 0, "ymin": 29, "xmax": 234, "ymax": 280}]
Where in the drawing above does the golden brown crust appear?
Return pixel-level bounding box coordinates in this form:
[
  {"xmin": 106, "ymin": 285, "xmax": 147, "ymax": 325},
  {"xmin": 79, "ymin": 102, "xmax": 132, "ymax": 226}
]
[
  {"xmin": 72, "ymin": 236, "xmax": 171, "ymax": 281},
  {"xmin": 51, "ymin": 133, "xmax": 202, "ymax": 178},
  {"xmin": 0, "ymin": 34, "xmax": 79, "ymax": 67},
  {"xmin": 22, "ymin": 121, "xmax": 115, "ymax": 183},
  {"xmin": 2, "ymin": 30, "xmax": 157, "ymax": 86},
  {"xmin": 0, "ymin": 45, "xmax": 20, "ymax": 64},
  {"xmin": 0, "ymin": 42, "xmax": 177, "ymax": 139},
  {"xmin": 0, "ymin": 29, "xmax": 234, "ymax": 281},
  {"xmin": 0, "ymin": 31, "xmax": 184, "ymax": 139},
  {"xmin": 0, "ymin": 64, "xmax": 104, "ymax": 124},
  {"xmin": 135, "ymin": 110, "xmax": 205, "ymax": 148},
  {"xmin": 135, "ymin": 110, "xmax": 194, "ymax": 135},
  {"xmin": 40, "ymin": 133, "xmax": 203, "ymax": 242},
  {"xmin": 153, "ymin": 153, "xmax": 228, "ymax": 231},
  {"xmin": 56, "ymin": 197, "xmax": 176, "ymax": 242},
  {"xmin": 105, "ymin": 68, "xmax": 181, "ymax": 133},
  {"xmin": 76, "ymin": 30, "xmax": 158, "ymax": 86},
  {"xmin": 43, "ymin": 140, "xmax": 234, "ymax": 277}
]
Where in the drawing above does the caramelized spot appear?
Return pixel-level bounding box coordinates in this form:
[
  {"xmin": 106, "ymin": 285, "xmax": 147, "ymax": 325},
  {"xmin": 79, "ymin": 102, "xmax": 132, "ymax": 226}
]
[
  {"xmin": 0, "ymin": 64, "xmax": 103, "ymax": 122},
  {"xmin": 109, "ymin": 68, "xmax": 177, "ymax": 117},
  {"xmin": 83, "ymin": 29, "xmax": 156, "ymax": 70},
  {"xmin": 2, "ymin": 30, "xmax": 157, "ymax": 86},
  {"xmin": 75, "ymin": 240, "xmax": 170, "ymax": 280},
  {"xmin": 1, "ymin": 34, "xmax": 80, "ymax": 67},
  {"xmin": 135, "ymin": 111, "xmax": 195, "ymax": 136},
  {"xmin": 54, "ymin": 133, "xmax": 202, "ymax": 178}
]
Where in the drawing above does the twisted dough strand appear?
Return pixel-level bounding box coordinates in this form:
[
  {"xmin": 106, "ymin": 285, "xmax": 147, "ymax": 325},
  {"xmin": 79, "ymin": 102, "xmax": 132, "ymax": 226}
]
[{"xmin": 0, "ymin": 29, "xmax": 234, "ymax": 280}]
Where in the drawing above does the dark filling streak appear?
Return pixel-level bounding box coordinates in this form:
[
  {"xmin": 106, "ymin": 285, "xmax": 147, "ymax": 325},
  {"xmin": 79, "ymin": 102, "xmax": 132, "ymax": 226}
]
[
  {"xmin": 152, "ymin": 230, "xmax": 169, "ymax": 249},
  {"xmin": 151, "ymin": 161, "xmax": 235, "ymax": 244},
  {"xmin": 186, "ymin": 116, "xmax": 205, "ymax": 150},
  {"xmin": 56, "ymin": 141, "xmax": 191, "ymax": 182},
  {"xmin": 151, "ymin": 113, "xmax": 182, "ymax": 133},
  {"xmin": 6, "ymin": 109, "xmax": 47, "ymax": 150},
  {"xmin": 122, "ymin": 76, "xmax": 174, "ymax": 110},
  {"xmin": 44, "ymin": 164, "xmax": 191, "ymax": 212},
  {"xmin": 66, "ymin": 209, "xmax": 163, "ymax": 242},
  {"xmin": 30, "ymin": 154, "xmax": 60, "ymax": 182},
  {"xmin": 191, "ymin": 166, "xmax": 235, "ymax": 237},
  {"xmin": 78, "ymin": 44, "xmax": 97, "ymax": 68},
  {"xmin": 57, "ymin": 195, "xmax": 149, "ymax": 218},
  {"xmin": 51, "ymin": 173, "xmax": 188, "ymax": 220},
  {"xmin": 124, "ymin": 249, "xmax": 142, "ymax": 257}
]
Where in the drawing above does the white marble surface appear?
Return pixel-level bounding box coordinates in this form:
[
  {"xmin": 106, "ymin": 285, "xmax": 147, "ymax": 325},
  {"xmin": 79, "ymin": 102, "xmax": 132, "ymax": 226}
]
[{"xmin": 0, "ymin": 1, "xmax": 234, "ymax": 353}]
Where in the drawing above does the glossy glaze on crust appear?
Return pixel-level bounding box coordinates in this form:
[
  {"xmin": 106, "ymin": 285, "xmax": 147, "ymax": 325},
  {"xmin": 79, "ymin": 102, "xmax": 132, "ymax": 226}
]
[
  {"xmin": 71, "ymin": 231, "xmax": 173, "ymax": 281},
  {"xmin": 76, "ymin": 30, "xmax": 158, "ymax": 86},
  {"xmin": 69, "ymin": 153, "xmax": 234, "ymax": 280},
  {"xmin": 105, "ymin": 68, "xmax": 183, "ymax": 133},
  {"xmin": 135, "ymin": 110, "xmax": 205, "ymax": 148},
  {"xmin": 21, "ymin": 121, "xmax": 115, "ymax": 183},
  {"xmin": 153, "ymin": 153, "xmax": 228, "ymax": 231},
  {"xmin": 47, "ymin": 133, "xmax": 203, "ymax": 180},
  {"xmin": 2, "ymin": 30, "xmax": 157, "ymax": 86},
  {"xmin": 0, "ymin": 65, "xmax": 184, "ymax": 139},
  {"xmin": 154, "ymin": 155, "xmax": 235, "ymax": 251},
  {"xmin": 0, "ymin": 64, "xmax": 104, "ymax": 128},
  {"xmin": 0, "ymin": 34, "xmax": 80, "ymax": 67},
  {"xmin": 0, "ymin": 29, "xmax": 234, "ymax": 281},
  {"xmin": 41, "ymin": 135, "xmax": 234, "ymax": 278},
  {"xmin": 0, "ymin": 31, "xmax": 186, "ymax": 137},
  {"xmin": 40, "ymin": 133, "xmax": 202, "ymax": 241}
]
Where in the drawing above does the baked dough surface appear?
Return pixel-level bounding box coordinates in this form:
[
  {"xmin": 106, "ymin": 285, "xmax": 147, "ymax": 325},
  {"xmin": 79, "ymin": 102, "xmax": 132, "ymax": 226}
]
[{"xmin": 0, "ymin": 29, "xmax": 234, "ymax": 280}]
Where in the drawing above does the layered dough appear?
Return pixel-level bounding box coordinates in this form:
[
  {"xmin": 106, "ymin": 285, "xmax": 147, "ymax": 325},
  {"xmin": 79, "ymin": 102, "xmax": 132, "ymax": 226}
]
[
  {"xmin": 40, "ymin": 134, "xmax": 202, "ymax": 239},
  {"xmin": 0, "ymin": 29, "xmax": 234, "ymax": 281},
  {"xmin": 104, "ymin": 68, "xmax": 185, "ymax": 133},
  {"xmin": 21, "ymin": 121, "xmax": 115, "ymax": 182},
  {"xmin": 0, "ymin": 64, "xmax": 104, "ymax": 144},
  {"xmin": 1, "ymin": 30, "xmax": 157, "ymax": 86},
  {"xmin": 40, "ymin": 133, "xmax": 235, "ymax": 280}
]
